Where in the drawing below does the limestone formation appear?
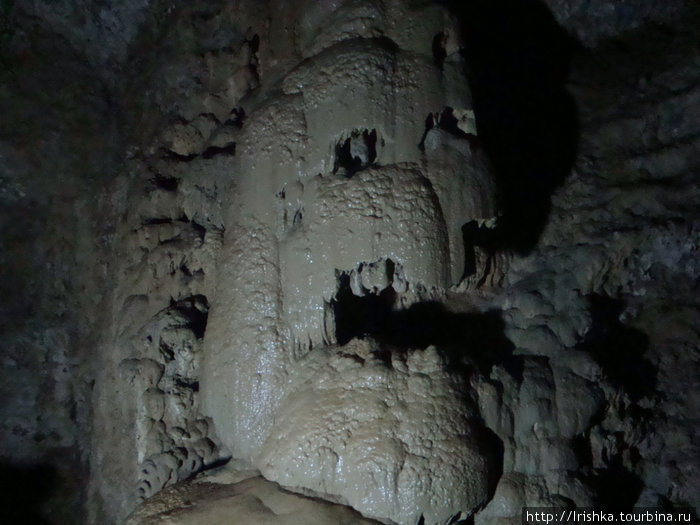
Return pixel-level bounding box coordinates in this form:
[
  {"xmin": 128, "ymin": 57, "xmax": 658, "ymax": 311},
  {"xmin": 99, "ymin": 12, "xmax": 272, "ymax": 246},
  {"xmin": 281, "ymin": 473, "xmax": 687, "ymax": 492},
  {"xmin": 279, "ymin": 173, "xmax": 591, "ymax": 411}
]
[
  {"xmin": 0, "ymin": 1, "xmax": 698, "ymax": 524},
  {"xmin": 257, "ymin": 341, "xmax": 496, "ymax": 524},
  {"xmin": 123, "ymin": 473, "xmax": 383, "ymax": 525},
  {"xmin": 197, "ymin": 3, "xmax": 500, "ymax": 522}
]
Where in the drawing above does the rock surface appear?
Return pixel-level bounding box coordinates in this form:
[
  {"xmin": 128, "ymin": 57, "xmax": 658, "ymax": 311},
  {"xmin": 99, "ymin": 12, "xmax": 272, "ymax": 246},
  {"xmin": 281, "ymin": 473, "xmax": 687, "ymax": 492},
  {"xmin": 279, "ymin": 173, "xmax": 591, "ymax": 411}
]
[
  {"xmin": 124, "ymin": 473, "xmax": 382, "ymax": 525},
  {"xmin": 193, "ymin": 3, "xmax": 502, "ymax": 523},
  {"xmin": 257, "ymin": 341, "xmax": 497, "ymax": 525},
  {"xmin": 0, "ymin": 1, "xmax": 698, "ymax": 524},
  {"xmin": 542, "ymin": 0, "xmax": 689, "ymax": 46}
]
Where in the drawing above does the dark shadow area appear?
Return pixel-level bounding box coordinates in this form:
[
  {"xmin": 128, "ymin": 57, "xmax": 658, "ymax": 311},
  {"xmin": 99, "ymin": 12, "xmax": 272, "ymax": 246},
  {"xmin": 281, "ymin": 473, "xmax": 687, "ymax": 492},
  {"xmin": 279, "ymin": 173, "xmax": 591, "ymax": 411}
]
[
  {"xmin": 160, "ymin": 149, "xmax": 200, "ymax": 162},
  {"xmin": 591, "ymin": 461, "xmax": 644, "ymax": 512},
  {"xmin": 0, "ymin": 462, "xmax": 57, "ymax": 525},
  {"xmin": 573, "ymin": 422, "xmax": 644, "ymax": 510},
  {"xmin": 571, "ymin": 432, "xmax": 593, "ymax": 469},
  {"xmin": 432, "ymin": 32, "xmax": 447, "ymax": 70},
  {"xmin": 168, "ymin": 294, "xmax": 210, "ymax": 340},
  {"xmin": 333, "ymin": 129, "xmax": 377, "ymax": 177},
  {"xmin": 460, "ymin": 219, "xmax": 497, "ymax": 281},
  {"xmin": 658, "ymin": 498, "xmax": 699, "ymax": 521},
  {"xmin": 433, "ymin": 107, "xmax": 472, "ymax": 140},
  {"xmin": 418, "ymin": 107, "xmax": 479, "ymax": 152},
  {"xmin": 578, "ymin": 294, "xmax": 655, "ymax": 402},
  {"xmin": 202, "ymin": 142, "xmax": 236, "ymax": 159},
  {"xmin": 572, "ymin": 296, "xmax": 654, "ymax": 511},
  {"xmin": 226, "ymin": 106, "xmax": 246, "ymax": 128},
  {"xmin": 570, "ymin": 400, "xmax": 606, "ymax": 469},
  {"xmin": 149, "ymin": 173, "xmax": 180, "ymax": 192},
  {"xmin": 447, "ymin": 0, "xmax": 579, "ymax": 254},
  {"xmin": 471, "ymin": 422, "xmax": 505, "ymax": 503},
  {"xmin": 417, "ymin": 113, "xmax": 435, "ymax": 152},
  {"xmin": 331, "ymin": 275, "xmax": 514, "ymax": 374},
  {"xmin": 332, "ymin": 273, "xmax": 395, "ymax": 345}
]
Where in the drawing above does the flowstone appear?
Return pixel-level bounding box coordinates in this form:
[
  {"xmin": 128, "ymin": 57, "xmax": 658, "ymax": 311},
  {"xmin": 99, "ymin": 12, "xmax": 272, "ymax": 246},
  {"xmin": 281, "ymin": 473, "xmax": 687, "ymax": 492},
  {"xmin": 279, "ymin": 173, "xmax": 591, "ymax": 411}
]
[
  {"xmin": 2, "ymin": 0, "xmax": 699, "ymax": 524},
  {"xmin": 199, "ymin": 2, "xmax": 499, "ymax": 523},
  {"xmin": 257, "ymin": 340, "xmax": 497, "ymax": 525},
  {"xmin": 124, "ymin": 474, "xmax": 382, "ymax": 525}
]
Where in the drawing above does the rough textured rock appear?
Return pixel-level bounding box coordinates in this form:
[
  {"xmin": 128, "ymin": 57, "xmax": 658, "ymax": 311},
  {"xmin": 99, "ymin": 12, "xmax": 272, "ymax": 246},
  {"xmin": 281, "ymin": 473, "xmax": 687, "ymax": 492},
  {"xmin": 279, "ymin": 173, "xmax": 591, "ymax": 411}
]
[
  {"xmin": 0, "ymin": 0, "xmax": 698, "ymax": 524},
  {"xmin": 124, "ymin": 473, "xmax": 382, "ymax": 525},
  {"xmin": 258, "ymin": 341, "xmax": 497, "ymax": 524},
  {"xmin": 198, "ymin": 3, "xmax": 500, "ymax": 522},
  {"xmin": 468, "ymin": 7, "xmax": 700, "ymax": 523},
  {"xmin": 541, "ymin": 0, "xmax": 689, "ymax": 46}
]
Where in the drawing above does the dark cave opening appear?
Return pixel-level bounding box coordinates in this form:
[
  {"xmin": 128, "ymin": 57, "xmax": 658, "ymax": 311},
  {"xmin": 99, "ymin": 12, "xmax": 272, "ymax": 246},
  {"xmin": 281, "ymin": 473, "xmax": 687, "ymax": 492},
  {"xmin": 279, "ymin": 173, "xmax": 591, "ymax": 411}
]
[
  {"xmin": 435, "ymin": 107, "xmax": 474, "ymax": 140},
  {"xmin": 448, "ymin": 0, "xmax": 579, "ymax": 254}
]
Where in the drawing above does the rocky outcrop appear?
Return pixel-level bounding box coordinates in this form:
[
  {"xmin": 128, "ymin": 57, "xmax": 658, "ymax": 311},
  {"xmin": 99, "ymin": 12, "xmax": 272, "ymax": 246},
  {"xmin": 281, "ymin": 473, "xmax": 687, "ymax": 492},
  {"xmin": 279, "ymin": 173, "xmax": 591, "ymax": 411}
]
[
  {"xmin": 197, "ymin": 3, "xmax": 502, "ymax": 523},
  {"xmin": 470, "ymin": 8, "xmax": 700, "ymax": 523},
  {"xmin": 123, "ymin": 473, "xmax": 383, "ymax": 525},
  {"xmin": 0, "ymin": 1, "xmax": 698, "ymax": 524},
  {"xmin": 257, "ymin": 341, "xmax": 498, "ymax": 525},
  {"xmin": 88, "ymin": 25, "xmax": 259, "ymax": 521},
  {"xmin": 542, "ymin": 0, "xmax": 688, "ymax": 46}
]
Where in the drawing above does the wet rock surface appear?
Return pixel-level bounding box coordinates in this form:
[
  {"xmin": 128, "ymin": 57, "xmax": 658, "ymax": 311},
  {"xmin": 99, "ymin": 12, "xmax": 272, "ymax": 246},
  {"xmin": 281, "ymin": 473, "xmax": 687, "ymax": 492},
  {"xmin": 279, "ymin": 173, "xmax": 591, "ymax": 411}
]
[
  {"xmin": 258, "ymin": 340, "xmax": 500, "ymax": 525},
  {"xmin": 124, "ymin": 473, "xmax": 382, "ymax": 525},
  {"xmin": 0, "ymin": 1, "xmax": 698, "ymax": 524}
]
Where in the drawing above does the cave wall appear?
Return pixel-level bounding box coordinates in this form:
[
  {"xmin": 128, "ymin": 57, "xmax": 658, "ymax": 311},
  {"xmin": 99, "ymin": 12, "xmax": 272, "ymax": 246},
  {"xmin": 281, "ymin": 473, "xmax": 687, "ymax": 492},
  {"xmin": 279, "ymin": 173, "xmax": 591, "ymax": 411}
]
[
  {"xmin": 0, "ymin": 3, "xmax": 127, "ymax": 520},
  {"xmin": 0, "ymin": 1, "xmax": 698, "ymax": 524}
]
